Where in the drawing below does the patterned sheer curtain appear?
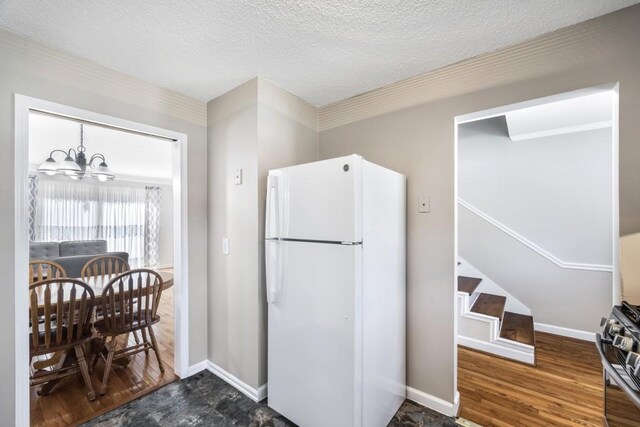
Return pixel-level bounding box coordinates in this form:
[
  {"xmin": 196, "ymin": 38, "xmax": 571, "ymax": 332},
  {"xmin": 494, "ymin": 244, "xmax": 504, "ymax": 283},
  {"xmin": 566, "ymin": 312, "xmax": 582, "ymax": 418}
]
[
  {"xmin": 28, "ymin": 175, "xmax": 39, "ymax": 242},
  {"xmin": 144, "ymin": 186, "xmax": 161, "ymax": 269},
  {"xmin": 34, "ymin": 178, "xmax": 150, "ymax": 267}
]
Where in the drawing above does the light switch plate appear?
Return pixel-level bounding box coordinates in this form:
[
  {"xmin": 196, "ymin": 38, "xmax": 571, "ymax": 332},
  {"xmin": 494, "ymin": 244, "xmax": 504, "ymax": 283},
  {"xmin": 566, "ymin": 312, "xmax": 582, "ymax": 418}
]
[
  {"xmin": 419, "ymin": 195, "xmax": 430, "ymax": 213},
  {"xmin": 234, "ymin": 169, "xmax": 243, "ymax": 185},
  {"xmin": 222, "ymin": 237, "xmax": 229, "ymax": 255}
]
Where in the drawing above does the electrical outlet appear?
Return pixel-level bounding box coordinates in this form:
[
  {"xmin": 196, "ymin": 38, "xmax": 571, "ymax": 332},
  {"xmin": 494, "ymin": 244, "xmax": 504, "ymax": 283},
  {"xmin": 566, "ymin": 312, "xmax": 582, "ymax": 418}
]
[
  {"xmin": 234, "ymin": 169, "xmax": 243, "ymax": 185},
  {"xmin": 222, "ymin": 237, "xmax": 229, "ymax": 255},
  {"xmin": 418, "ymin": 195, "xmax": 430, "ymax": 213}
]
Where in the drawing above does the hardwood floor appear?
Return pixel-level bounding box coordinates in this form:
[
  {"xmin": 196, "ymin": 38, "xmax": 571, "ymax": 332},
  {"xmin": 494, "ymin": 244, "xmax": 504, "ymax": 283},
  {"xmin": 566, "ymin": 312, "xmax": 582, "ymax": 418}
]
[
  {"xmin": 499, "ymin": 312, "xmax": 535, "ymax": 346},
  {"xmin": 30, "ymin": 285, "xmax": 176, "ymax": 426},
  {"xmin": 458, "ymin": 332, "xmax": 603, "ymax": 426}
]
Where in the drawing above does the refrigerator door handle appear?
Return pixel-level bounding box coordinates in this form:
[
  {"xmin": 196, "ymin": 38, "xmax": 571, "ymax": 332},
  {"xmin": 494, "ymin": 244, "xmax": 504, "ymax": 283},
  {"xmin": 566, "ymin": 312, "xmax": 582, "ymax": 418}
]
[
  {"xmin": 266, "ymin": 240, "xmax": 278, "ymax": 303},
  {"xmin": 266, "ymin": 173, "xmax": 282, "ymax": 303},
  {"xmin": 266, "ymin": 240, "xmax": 283, "ymax": 304},
  {"xmin": 266, "ymin": 174, "xmax": 281, "ymax": 239}
]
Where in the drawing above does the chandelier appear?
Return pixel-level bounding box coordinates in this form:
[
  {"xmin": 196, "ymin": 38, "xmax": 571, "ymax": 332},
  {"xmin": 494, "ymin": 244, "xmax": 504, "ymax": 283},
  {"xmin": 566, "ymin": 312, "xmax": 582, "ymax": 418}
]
[{"xmin": 37, "ymin": 123, "xmax": 115, "ymax": 181}]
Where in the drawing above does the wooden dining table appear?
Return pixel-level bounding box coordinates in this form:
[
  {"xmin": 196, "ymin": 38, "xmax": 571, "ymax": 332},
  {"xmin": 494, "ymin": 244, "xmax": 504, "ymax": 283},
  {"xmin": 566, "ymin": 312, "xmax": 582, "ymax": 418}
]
[
  {"xmin": 88, "ymin": 270, "xmax": 173, "ymax": 305},
  {"xmin": 31, "ymin": 270, "xmax": 173, "ymax": 395},
  {"xmin": 32, "ymin": 270, "xmax": 174, "ymax": 309}
]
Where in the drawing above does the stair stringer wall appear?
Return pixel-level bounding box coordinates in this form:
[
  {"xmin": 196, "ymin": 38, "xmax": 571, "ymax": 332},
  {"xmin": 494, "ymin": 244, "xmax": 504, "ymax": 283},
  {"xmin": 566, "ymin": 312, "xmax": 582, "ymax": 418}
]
[{"xmin": 459, "ymin": 207, "xmax": 612, "ymax": 333}]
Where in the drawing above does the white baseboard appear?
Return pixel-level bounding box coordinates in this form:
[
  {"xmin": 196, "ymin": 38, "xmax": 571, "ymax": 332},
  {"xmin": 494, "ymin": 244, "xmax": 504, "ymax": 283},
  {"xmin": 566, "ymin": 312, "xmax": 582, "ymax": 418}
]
[
  {"xmin": 206, "ymin": 360, "xmax": 268, "ymax": 402},
  {"xmin": 188, "ymin": 360, "xmax": 461, "ymax": 420},
  {"xmin": 186, "ymin": 360, "xmax": 208, "ymax": 377},
  {"xmin": 458, "ymin": 335, "xmax": 535, "ymax": 365},
  {"xmin": 406, "ymin": 387, "xmax": 460, "ymax": 417},
  {"xmin": 534, "ymin": 322, "xmax": 595, "ymax": 342},
  {"xmin": 255, "ymin": 383, "xmax": 268, "ymax": 401}
]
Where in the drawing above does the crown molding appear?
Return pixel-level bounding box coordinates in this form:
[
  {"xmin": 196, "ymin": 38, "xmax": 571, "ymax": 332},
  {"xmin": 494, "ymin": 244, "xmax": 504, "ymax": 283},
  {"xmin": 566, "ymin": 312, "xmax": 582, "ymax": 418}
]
[
  {"xmin": 0, "ymin": 28, "xmax": 207, "ymax": 126},
  {"xmin": 258, "ymin": 79, "xmax": 319, "ymax": 131},
  {"xmin": 318, "ymin": 10, "xmax": 626, "ymax": 132},
  {"xmin": 207, "ymin": 77, "xmax": 258, "ymax": 124},
  {"xmin": 207, "ymin": 77, "xmax": 319, "ymax": 131}
]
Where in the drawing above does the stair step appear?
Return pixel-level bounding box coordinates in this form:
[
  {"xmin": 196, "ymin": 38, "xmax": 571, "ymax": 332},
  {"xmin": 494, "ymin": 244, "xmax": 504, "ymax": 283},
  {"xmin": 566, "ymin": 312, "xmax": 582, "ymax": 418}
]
[
  {"xmin": 458, "ymin": 276, "xmax": 482, "ymax": 295},
  {"xmin": 500, "ymin": 311, "xmax": 535, "ymax": 346},
  {"xmin": 470, "ymin": 293, "xmax": 506, "ymax": 319}
]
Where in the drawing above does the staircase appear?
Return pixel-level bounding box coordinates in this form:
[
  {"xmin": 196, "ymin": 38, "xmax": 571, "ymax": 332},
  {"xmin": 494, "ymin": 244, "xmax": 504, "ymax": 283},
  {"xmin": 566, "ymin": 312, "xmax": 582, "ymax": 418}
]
[{"xmin": 457, "ymin": 261, "xmax": 536, "ymax": 365}]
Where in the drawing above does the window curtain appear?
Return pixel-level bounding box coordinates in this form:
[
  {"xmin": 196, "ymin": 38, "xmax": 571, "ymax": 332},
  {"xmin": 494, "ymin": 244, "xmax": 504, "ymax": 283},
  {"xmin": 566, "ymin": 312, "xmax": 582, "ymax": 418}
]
[
  {"xmin": 144, "ymin": 186, "xmax": 161, "ymax": 269},
  {"xmin": 28, "ymin": 175, "xmax": 39, "ymax": 242},
  {"xmin": 33, "ymin": 178, "xmax": 157, "ymax": 268},
  {"xmin": 97, "ymin": 185, "xmax": 146, "ymax": 268}
]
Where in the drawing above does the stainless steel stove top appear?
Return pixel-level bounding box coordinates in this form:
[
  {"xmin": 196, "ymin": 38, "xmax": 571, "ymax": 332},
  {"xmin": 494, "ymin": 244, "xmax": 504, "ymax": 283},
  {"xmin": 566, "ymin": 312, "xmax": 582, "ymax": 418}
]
[{"xmin": 599, "ymin": 302, "xmax": 640, "ymax": 426}]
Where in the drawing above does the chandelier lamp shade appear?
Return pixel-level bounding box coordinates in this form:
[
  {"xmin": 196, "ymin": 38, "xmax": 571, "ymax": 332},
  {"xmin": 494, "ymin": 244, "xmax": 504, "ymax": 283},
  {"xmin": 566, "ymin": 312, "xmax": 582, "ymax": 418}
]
[{"xmin": 37, "ymin": 123, "xmax": 115, "ymax": 181}]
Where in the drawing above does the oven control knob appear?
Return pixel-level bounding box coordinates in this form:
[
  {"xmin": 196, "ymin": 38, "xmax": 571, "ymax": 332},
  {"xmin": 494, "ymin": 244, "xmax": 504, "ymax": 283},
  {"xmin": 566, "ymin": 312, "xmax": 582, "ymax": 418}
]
[
  {"xmin": 626, "ymin": 352, "xmax": 640, "ymax": 376},
  {"xmin": 613, "ymin": 334, "xmax": 635, "ymax": 352},
  {"xmin": 605, "ymin": 322, "xmax": 623, "ymax": 336}
]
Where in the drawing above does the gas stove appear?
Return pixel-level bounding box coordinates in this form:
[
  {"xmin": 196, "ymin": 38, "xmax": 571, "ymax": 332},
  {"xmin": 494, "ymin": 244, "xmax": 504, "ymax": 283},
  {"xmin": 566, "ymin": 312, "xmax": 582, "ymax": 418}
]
[
  {"xmin": 598, "ymin": 301, "xmax": 640, "ymax": 426},
  {"xmin": 620, "ymin": 301, "xmax": 640, "ymax": 327}
]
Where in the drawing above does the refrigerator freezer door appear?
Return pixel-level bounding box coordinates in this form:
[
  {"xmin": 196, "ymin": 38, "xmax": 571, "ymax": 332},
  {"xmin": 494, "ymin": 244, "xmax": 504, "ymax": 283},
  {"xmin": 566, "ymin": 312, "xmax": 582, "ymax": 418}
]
[
  {"xmin": 270, "ymin": 155, "xmax": 362, "ymax": 243},
  {"xmin": 268, "ymin": 240, "xmax": 361, "ymax": 427}
]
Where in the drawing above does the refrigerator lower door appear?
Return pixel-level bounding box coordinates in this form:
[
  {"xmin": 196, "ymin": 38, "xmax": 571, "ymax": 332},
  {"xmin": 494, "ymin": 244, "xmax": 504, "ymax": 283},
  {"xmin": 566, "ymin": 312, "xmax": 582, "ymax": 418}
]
[{"xmin": 267, "ymin": 240, "xmax": 361, "ymax": 427}]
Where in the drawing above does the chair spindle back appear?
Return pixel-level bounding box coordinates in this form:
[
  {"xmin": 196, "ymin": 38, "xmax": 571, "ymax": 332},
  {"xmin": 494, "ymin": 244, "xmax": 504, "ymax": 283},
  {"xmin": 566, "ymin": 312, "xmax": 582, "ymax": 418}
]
[
  {"xmin": 100, "ymin": 269, "xmax": 163, "ymax": 333},
  {"xmin": 28, "ymin": 279, "xmax": 95, "ymax": 354},
  {"xmin": 29, "ymin": 260, "xmax": 67, "ymax": 285},
  {"xmin": 80, "ymin": 256, "xmax": 130, "ymax": 284}
]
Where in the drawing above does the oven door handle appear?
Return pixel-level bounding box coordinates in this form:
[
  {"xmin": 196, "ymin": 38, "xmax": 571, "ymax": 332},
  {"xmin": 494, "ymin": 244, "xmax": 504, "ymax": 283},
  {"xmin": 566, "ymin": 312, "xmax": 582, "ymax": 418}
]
[{"xmin": 596, "ymin": 333, "xmax": 640, "ymax": 409}]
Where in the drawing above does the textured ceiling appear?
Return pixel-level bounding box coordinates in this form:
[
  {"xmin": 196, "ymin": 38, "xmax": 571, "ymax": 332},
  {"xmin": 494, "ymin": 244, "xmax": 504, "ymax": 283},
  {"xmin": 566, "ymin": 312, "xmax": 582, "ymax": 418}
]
[{"xmin": 1, "ymin": 0, "xmax": 637, "ymax": 106}]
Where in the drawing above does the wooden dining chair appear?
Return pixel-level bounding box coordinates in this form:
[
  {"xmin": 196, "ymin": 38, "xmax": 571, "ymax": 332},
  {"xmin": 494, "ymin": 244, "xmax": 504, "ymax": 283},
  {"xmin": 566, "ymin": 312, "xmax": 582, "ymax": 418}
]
[
  {"xmin": 94, "ymin": 269, "xmax": 164, "ymax": 395},
  {"xmin": 29, "ymin": 278, "xmax": 96, "ymax": 400},
  {"xmin": 80, "ymin": 255, "xmax": 130, "ymax": 283},
  {"xmin": 29, "ymin": 260, "xmax": 67, "ymax": 284},
  {"xmin": 81, "ymin": 255, "xmax": 136, "ymax": 346}
]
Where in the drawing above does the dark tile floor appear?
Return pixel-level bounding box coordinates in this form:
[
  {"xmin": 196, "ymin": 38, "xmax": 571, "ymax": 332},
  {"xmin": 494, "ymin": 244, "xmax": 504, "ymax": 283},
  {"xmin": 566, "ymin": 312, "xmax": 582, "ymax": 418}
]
[{"xmin": 84, "ymin": 371, "xmax": 457, "ymax": 427}]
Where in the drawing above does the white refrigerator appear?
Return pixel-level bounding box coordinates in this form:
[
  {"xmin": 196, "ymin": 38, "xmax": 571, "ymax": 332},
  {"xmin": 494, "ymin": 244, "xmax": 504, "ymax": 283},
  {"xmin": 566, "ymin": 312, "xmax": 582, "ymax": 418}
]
[{"xmin": 265, "ymin": 154, "xmax": 406, "ymax": 427}]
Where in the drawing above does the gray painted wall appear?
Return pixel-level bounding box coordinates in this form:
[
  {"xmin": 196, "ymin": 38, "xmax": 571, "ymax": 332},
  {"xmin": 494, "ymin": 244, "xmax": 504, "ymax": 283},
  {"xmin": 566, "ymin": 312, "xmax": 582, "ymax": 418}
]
[
  {"xmin": 207, "ymin": 80, "xmax": 318, "ymax": 389},
  {"xmin": 0, "ymin": 28, "xmax": 208, "ymax": 424},
  {"xmin": 208, "ymin": 91, "xmax": 261, "ymax": 387},
  {"xmin": 319, "ymin": 6, "xmax": 640, "ymax": 406},
  {"xmin": 459, "ymin": 207, "xmax": 612, "ymax": 331},
  {"xmin": 457, "ymin": 118, "xmax": 613, "ymax": 332},
  {"xmin": 459, "ymin": 118, "xmax": 613, "ymax": 266}
]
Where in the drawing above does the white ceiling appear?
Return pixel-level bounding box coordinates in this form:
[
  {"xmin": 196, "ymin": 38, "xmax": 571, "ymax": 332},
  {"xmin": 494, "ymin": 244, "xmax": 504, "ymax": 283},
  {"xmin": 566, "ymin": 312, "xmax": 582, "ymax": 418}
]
[
  {"xmin": 459, "ymin": 88, "xmax": 614, "ymax": 142},
  {"xmin": 505, "ymin": 91, "xmax": 613, "ymax": 141},
  {"xmin": 29, "ymin": 113, "xmax": 174, "ymax": 182},
  {"xmin": 1, "ymin": 1, "xmax": 638, "ymax": 106}
]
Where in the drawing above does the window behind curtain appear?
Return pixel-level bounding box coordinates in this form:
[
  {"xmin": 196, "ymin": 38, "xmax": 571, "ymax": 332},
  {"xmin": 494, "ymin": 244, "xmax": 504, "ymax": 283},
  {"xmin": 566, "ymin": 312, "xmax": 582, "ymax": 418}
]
[{"xmin": 34, "ymin": 178, "xmax": 148, "ymax": 267}]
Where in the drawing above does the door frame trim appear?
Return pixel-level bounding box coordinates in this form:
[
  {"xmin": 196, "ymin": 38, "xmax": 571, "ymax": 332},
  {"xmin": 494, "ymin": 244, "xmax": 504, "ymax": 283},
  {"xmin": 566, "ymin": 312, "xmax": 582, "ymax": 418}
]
[
  {"xmin": 14, "ymin": 94, "xmax": 190, "ymax": 425},
  {"xmin": 453, "ymin": 82, "xmax": 620, "ymax": 405}
]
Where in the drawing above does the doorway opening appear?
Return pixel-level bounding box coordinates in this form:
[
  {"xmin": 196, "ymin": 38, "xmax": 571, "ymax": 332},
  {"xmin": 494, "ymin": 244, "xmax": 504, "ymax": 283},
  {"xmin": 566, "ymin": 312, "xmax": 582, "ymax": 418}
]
[
  {"xmin": 453, "ymin": 84, "xmax": 619, "ymax": 425},
  {"xmin": 14, "ymin": 95, "xmax": 190, "ymax": 426}
]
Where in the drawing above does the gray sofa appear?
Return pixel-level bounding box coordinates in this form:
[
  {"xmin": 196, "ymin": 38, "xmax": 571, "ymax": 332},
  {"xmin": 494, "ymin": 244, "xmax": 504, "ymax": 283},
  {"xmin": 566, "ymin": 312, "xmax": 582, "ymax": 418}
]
[{"xmin": 29, "ymin": 240, "xmax": 129, "ymax": 278}]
